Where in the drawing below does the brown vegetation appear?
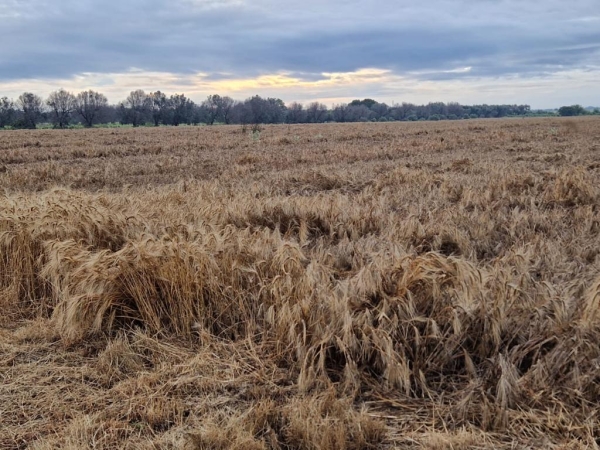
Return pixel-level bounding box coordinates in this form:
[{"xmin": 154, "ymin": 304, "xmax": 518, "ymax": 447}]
[{"xmin": 1, "ymin": 117, "xmax": 600, "ymax": 449}]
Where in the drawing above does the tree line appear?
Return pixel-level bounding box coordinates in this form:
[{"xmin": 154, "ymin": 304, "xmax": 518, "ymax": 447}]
[{"xmin": 0, "ymin": 89, "xmax": 593, "ymax": 129}]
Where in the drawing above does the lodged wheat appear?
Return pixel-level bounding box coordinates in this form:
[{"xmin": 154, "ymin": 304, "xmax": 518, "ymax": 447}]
[{"xmin": 1, "ymin": 117, "xmax": 599, "ymax": 449}]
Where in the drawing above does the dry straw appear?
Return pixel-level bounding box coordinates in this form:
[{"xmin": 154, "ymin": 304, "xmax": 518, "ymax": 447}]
[{"xmin": 1, "ymin": 117, "xmax": 599, "ymax": 448}]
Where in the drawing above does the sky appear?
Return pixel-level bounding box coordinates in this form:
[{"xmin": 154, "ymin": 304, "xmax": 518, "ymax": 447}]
[{"xmin": 0, "ymin": 0, "xmax": 599, "ymax": 108}]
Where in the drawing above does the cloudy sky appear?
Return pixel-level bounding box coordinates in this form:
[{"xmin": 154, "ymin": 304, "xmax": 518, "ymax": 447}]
[{"xmin": 0, "ymin": 0, "xmax": 598, "ymax": 108}]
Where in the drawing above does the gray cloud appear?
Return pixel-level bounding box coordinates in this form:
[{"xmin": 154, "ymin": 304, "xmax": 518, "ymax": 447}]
[{"xmin": 0, "ymin": 0, "xmax": 599, "ymax": 105}]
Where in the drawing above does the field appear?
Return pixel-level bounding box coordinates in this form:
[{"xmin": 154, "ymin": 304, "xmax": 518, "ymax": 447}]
[{"xmin": 1, "ymin": 117, "xmax": 599, "ymax": 449}]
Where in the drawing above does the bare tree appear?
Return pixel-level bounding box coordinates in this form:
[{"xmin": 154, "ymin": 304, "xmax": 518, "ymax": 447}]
[
  {"xmin": 332, "ymin": 104, "xmax": 349, "ymax": 123},
  {"xmin": 219, "ymin": 96, "xmax": 236, "ymax": 124},
  {"xmin": 149, "ymin": 91, "xmax": 170, "ymax": 126},
  {"xmin": 237, "ymin": 96, "xmax": 287, "ymax": 125},
  {"xmin": 286, "ymin": 102, "xmax": 306, "ymax": 123},
  {"xmin": 170, "ymin": 94, "xmax": 194, "ymax": 126},
  {"xmin": 0, "ymin": 97, "xmax": 15, "ymax": 128},
  {"xmin": 75, "ymin": 90, "xmax": 108, "ymax": 127},
  {"xmin": 122, "ymin": 90, "xmax": 151, "ymax": 127},
  {"xmin": 306, "ymin": 102, "xmax": 328, "ymax": 123},
  {"xmin": 203, "ymin": 94, "xmax": 221, "ymax": 125},
  {"xmin": 47, "ymin": 89, "xmax": 76, "ymax": 128},
  {"xmin": 202, "ymin": 94, "xmax": 236, "ymax": 125},
  {"xmin": 346, "ymin": 104, "xmax": 372, "ymax": 122},
  {"xmin": 17, "ymin": 92, "xmax": 44, "ymax": 129},
  {"xmin": 370, "ymin": 102, "xmax": 389, "ymax": 120}
]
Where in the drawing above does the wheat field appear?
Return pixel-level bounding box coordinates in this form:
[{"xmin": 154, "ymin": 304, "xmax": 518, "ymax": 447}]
[{"xmin": 1, "ymin": 117, "xmax": 599, "ymax": 449}]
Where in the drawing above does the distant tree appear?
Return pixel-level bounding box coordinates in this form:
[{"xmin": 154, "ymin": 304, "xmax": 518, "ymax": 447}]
[
  {"xmin": 200, "ymin": 95, "xmax": 236, "ymax": 124},
  {"xmin": 47, "ymin": 89, "xmax": 76, "ymax": 128},
  {"xmin": 286, "ymin": 102, "xmax": 306, "ymax": 124},
  {"xmin": 390, "ymin": 102, "xmax": 417, "ymax": 121},
  {"xmin": 229, "ymin": 101, "xmax": 247, "ymax": 124},
  {"xmin": 219, "ymin": 96, "xmax": 236, "ymax": 124},
  {"xmin": 266, "ymin": 97, "xmax": 286, "ymax": 123},
  {"xmin": 190, "ymin": 104, "xmax": 206, "ymax": 125},
  {"xmin": 149, "ymin": 91, "xmax": 170, "ymax": 126},
  {"xmin": 170, "ymin": 94, "xmax": 194, "ymax": 126},
  {"xmin": 75, "ymin": 90, "xmax": 108, "ymax": 127},
  {"xmin": 2, "ymin": 90, "xmax": 538, "ymax": 127},
  {"xmin": 199, "ymin": 95, "xmax": 236, "ymax": 124},
  {"xmin": 558, "ymin": 105, "xmax": 586, "ymax": 117},
  {"xmin": 239, "ymin": 95, "xmax": 286, "ymax": 125},
  {"xmin": 370, "ymin": 102, "xmax": 389, "ymax": 120},
  {"xmin": 332, "ymin": 104, "xmax": 349, "ymax": 122},
  {"xmin": 427, "ymin": 102, "xmax": 447, "ymax": 117},
  {"xmin": 100, "ymin": 104, "xmax": 120, "ymax": 124},
  {"xmin": 121, "ymin": 90, "xmax": 151, "ymax": 127},
  {"xmin": 520, "ymin": 105, "xmax": 531, "ymax": 115},
  {"xmin": 0, "ymin": 97, "xmax": 15, "ymax": 128},
  {"xmin": 17, "ymin": 92, "xmax": 44, "ymax": 129},
  {"xmin": 350, "ymin": 98, "xmax": 378, "ymax": 108},
  {"xmin": 447, "ymin": 102, "xmax": 464, "ymax": 118},
  {"xmin": 243, "ymin": 95, "xmax": 262, "ymax": 125},
  {"xmin": 346, "ymin": 104, "xmax": 372, "ymax": 122},
  {"xmin": 203, "ymin": 94, "xmax": 222, "ymax": 125},
  {"xmin": 306, "ymin": 102, "xmax": 328, "ymax": 123}
]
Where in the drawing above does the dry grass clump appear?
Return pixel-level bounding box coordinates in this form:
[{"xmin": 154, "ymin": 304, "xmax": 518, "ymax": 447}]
[
  {"xmin": 0, "ymin": 190, "xmax": 139, "ymax": 321},
  {"xmin": 1, "ymin": 117, "xmax": 600, "ymax": 449},
  {"xmin": 544, "ymin": 167, "xmax": 598, "ymax": 207},
  {"xmin": 186, "ymin": 393, "xmax": 385, "ymax": 450}
]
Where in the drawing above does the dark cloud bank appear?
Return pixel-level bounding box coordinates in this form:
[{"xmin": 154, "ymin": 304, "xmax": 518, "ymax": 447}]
[{"xmin": 0, "ymin": 0, "xmax": 599, "ymax": 105}]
